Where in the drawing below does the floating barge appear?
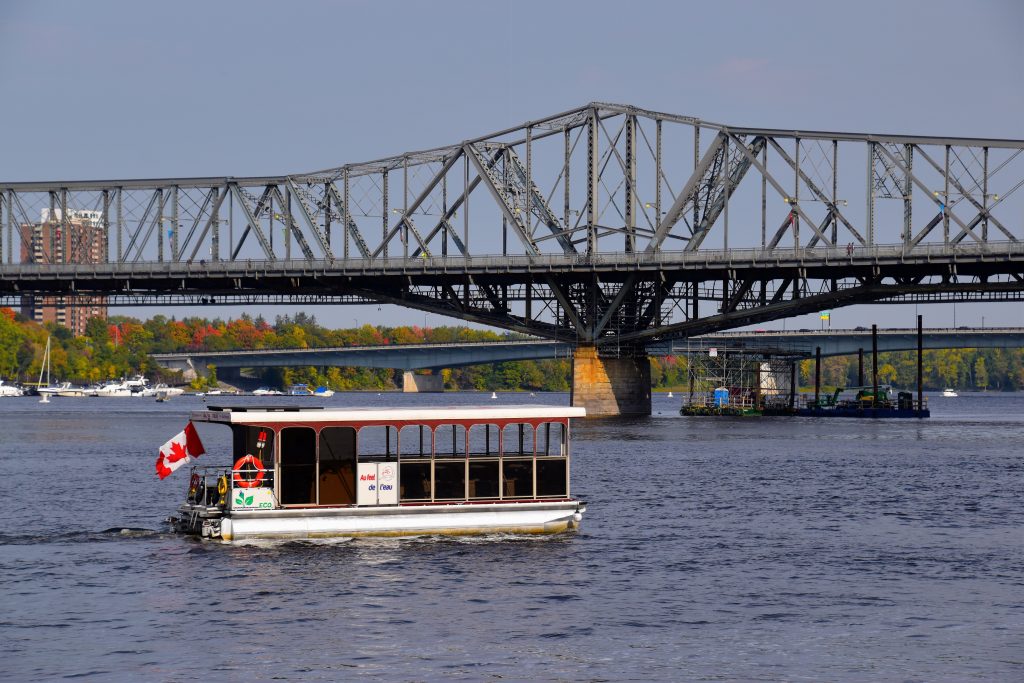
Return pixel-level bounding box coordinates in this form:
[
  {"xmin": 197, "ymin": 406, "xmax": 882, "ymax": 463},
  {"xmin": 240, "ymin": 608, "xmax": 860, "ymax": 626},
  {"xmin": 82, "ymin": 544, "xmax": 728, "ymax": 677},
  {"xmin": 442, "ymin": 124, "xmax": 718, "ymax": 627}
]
[
  {"xmin": 798, "ymin": 386, "xmax": 929, "ymax": 418},
  {"xmin": 172, "ymin": 404, "xmax": 587, "ymax": 541},
  {"xmin": 679, "ymin": 316, "xmax": 931, "ymax": 419}
]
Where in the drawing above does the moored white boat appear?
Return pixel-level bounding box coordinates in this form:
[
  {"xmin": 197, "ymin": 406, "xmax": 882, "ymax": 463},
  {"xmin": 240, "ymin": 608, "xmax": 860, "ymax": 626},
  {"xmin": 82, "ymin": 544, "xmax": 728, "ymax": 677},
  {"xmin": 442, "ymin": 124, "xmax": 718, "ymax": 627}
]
[
  {"xmin": 0, "ymin": 380, "xmax": 24, "ymax": 397},
  {"xmin": 39, "ymin": 381, "xmax": 75, "ymax": 396},
  {"xmin": 90, "ymin": 379, "xmax": 130, "ymax": 396},
  {"xmin": 171, "ymin": 404, "xmax": 587, "ymax": 541},
  {"xmin": 154, "ymin": 384, "xmax": 185, "ymax": 399},
  {"xmin": 55, "ymin": 382, "xmax": 92, "ymax": 397},
  {"xmin": 90, "ymin": 375, "xmax": 151, "ymax": 397}
]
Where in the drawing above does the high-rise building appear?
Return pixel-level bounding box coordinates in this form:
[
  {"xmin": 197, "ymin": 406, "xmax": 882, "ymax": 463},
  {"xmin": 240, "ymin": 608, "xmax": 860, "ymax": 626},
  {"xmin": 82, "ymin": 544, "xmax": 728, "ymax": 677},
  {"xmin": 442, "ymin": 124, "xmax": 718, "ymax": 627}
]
[{"xmin": 20, "ymin": 208, "xmax": 108, "ymax": 337}]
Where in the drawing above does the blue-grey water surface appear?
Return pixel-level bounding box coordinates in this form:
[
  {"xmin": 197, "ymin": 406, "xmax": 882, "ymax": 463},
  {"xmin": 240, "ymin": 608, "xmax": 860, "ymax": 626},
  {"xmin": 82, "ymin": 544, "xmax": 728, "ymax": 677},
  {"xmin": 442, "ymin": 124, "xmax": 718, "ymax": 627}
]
[{"xmin": 2, "ymin": 392, "xmax": 1022, "ymax": 682}]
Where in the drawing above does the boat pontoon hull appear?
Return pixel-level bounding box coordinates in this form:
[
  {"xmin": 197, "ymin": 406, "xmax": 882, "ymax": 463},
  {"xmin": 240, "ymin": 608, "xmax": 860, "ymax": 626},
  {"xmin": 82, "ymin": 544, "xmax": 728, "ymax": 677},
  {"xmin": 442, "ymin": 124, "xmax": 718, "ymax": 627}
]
[{"xmin": 176, "ymin": 500, "xmax": 585, "ymax": 541}]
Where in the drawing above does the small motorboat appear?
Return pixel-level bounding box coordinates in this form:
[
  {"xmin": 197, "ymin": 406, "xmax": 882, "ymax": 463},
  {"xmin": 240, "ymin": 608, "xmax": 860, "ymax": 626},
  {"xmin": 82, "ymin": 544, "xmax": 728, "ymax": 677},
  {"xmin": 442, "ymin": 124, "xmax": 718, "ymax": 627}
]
[
  {"xmin": 39, "ymin": 381, "xmax": 75, "ymax": 397},
  {"xmin": 942, "ymin": 388, "xmax": 958, "ymax": 397},
  {"xmin": 154, "ymin": 384, "xmax": 185, "ymax": 401},
  {"xmin": 313, "ymin": 386, "xmax": 335, "ymax": 398}
]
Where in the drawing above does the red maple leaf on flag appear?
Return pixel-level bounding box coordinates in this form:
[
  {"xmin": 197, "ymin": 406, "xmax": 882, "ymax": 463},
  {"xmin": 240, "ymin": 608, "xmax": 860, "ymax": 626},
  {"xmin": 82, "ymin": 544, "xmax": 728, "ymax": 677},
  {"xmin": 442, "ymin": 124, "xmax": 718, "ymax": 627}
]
[
  {"xmin": 165, "ymin": 440, "xmax": 189, "ymax": 464},
  {"xmin": 155, "ymin": 422, "xmax": 205, "ymax": 480},
  {"xmin": 155, "ymin": 456, "xmax": 172, "ymax": 479}
]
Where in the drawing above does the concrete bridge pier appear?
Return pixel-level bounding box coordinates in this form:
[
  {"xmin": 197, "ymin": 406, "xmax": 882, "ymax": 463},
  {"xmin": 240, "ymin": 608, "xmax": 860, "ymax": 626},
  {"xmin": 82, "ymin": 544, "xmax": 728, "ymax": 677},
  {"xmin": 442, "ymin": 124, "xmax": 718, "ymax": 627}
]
[
  {"xmin": 571, "ymin": 345, "xmax": 651, "ymax": 417},
  {"xmin": 402, "ymin": 371, "xmax": 444, "ymax": 393}
]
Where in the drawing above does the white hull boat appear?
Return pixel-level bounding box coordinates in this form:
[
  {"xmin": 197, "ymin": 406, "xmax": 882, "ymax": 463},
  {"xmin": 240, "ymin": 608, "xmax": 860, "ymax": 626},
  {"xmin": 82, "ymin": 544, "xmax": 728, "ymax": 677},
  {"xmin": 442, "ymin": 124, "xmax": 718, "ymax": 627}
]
[
  {"xmin": 154, "ymin": 384, "xmax": 185, "ymax": 399},
  {"xmin": 942, "ymin": 388, "xmax": 958, "ymax": 397},
  {"xmin": 217, "ymin": 501, "xmax": 581, "ymax": 541},
  {"xmin": 91, "ymin": 375, "xmax": 151, "ymax": 397},
  {"xmin": 172, "ymin": 404, "xmax": 587, "ymax": 541},
  {"xmin": 39, "ymin": 382, "xmax": 75, "ymax": 396},
  {"xmin": 0, "ymin": 380, "xmax": 24, "ymax": 397},
  {"xmin": 91, "ymin": 382, "xmax": 132, "ymax": 397}
]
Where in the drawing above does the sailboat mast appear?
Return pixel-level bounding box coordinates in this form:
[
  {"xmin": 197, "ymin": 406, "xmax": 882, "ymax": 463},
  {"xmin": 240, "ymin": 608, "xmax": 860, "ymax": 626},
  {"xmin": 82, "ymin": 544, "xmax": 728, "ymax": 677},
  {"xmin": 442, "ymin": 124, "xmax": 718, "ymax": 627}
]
[{"xmin": 38, "ymin": 336, "xmax": 51, "ymax": 387}]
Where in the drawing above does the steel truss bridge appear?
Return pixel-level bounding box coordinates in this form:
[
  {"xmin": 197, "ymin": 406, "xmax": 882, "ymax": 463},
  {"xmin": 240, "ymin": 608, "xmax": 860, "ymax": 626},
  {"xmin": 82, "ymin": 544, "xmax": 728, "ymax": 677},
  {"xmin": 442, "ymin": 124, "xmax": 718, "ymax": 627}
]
[{"xmin": 3, "ymin": 102, "xmax": 1024, "ymax": 351}]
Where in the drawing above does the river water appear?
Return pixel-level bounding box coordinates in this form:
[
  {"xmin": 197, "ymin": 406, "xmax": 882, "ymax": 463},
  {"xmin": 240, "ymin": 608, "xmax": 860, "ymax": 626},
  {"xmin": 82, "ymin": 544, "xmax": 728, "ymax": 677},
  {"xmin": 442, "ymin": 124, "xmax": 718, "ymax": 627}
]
[{"xmin": 1, "ymin": 391, "xmax": 1021, "ymax": 681}]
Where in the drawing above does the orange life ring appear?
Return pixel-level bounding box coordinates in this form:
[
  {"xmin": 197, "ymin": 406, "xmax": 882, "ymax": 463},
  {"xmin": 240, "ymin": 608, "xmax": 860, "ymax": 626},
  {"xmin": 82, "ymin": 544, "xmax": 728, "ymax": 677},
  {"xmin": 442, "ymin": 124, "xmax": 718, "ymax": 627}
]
[{"xmin": 232, "ymin": 454, "xmax": 265, "ymax": 489}]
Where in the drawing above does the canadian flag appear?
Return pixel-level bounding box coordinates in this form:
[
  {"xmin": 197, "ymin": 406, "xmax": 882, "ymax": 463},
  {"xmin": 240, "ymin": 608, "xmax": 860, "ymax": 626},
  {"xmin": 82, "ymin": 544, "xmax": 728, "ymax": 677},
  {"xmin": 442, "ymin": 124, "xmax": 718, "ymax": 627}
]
[{"xmin": 156, "ymin": 422, "xmax": 206, "ymax": 479}]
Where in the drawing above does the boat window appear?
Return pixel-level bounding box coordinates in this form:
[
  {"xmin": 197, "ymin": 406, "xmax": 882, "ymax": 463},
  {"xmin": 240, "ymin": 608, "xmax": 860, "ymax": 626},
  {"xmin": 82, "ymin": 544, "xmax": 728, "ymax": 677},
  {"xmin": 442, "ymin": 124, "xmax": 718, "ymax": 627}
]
[
  {"xmin": 433, "ymin": 460, "xmax": 466, "ymax": 500},
  {"xmin": 358, "ymin": 425, "xmax": 398, "ymax": 460},
  {"xmin": 536, "ymin": 458, "xmax": 567, "ymax": 498},
  {"xmin": 468, "ymin": 460, "xmax": 499, "ymax": 499},
  {"xmin": 280, "ymin": 427, "xmax": 317, "ymax": 505},
  {"xmin": 467, "ymin": 423, "xmax": 499, "ymax": 457},
  {"xmin": 232, "ymin": 425, "xmax": 275, "ymax": 465},
  {"xmin": 502, "ymin": 459, "xmax": 533, "ymax": 498},
  {"xmin": 398, "ymin": 424, "xmax": 430, "ymax": 457},
  {"xmin": 318, "ymin": 427, "xmax": 356, "ymax": 505},
  {"xmin": 433, "ymin": 424, "xmax": 466, "ymax": 457},
  {"xmin": 538, "ymin": 422, "xmax": 565, "ymax": 456},
  {"xmin": 500, "ymin": 423, "xmax": 535, "ymax": 457},
  {"xmin": 399, "ymin": 461, "xmax": 431, "ymax": 501}
]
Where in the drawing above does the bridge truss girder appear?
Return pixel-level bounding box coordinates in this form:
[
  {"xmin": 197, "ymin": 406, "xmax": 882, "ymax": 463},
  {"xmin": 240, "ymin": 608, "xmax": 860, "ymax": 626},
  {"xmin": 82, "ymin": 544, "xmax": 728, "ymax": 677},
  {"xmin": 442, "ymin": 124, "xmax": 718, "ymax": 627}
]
[
  {"xmin": 2, "ymin": 103, "xmax": 1023, "ymax": 346},
  {"xmin": 5, "ymin": 249, "xmax": 1024, "ymax": 349}
]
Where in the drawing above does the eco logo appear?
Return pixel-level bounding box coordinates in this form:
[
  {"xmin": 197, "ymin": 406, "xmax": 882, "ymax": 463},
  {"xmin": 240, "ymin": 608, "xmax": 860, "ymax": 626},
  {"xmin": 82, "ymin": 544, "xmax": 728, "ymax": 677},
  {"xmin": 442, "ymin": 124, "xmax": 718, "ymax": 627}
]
[{"xmin": 235, "ymin": 491, "xmax": 254, "ymax": 506}]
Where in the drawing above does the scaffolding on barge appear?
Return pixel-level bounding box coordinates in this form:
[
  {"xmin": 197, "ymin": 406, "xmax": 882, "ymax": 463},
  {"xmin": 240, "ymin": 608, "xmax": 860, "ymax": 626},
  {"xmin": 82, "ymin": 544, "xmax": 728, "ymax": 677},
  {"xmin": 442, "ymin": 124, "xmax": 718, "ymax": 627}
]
[
  {"xmin": 679, "ymin": 339, "xmax": 807, "ymax": 417},
  {"xmin": 679, "ymin": 315, "xmax": 931, "ymax": 419}
]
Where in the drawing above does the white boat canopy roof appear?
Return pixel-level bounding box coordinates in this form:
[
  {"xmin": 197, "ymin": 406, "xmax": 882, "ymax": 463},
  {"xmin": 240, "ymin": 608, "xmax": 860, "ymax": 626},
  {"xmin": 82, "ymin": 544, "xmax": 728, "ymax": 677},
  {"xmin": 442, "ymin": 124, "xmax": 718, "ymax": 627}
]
[{"xmin": 191, "ymin": 404, "xmax": 586, "ymax": 425}]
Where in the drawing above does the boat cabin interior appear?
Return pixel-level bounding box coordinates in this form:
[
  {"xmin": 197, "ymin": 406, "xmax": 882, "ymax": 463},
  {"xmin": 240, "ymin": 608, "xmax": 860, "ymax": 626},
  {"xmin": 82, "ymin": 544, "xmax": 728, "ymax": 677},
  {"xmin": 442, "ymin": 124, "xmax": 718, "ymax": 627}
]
[{"xmin": 199, "ymin": 406, "xmax": 574, "ymax": 507}]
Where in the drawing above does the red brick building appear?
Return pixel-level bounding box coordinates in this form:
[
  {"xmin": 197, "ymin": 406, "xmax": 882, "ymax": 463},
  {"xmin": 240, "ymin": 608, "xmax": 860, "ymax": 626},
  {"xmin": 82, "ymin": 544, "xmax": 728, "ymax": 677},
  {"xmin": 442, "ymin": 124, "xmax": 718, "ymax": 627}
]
[{"xmin": 20, "ymin": 209, "xmax": 108, "ymax": 337}]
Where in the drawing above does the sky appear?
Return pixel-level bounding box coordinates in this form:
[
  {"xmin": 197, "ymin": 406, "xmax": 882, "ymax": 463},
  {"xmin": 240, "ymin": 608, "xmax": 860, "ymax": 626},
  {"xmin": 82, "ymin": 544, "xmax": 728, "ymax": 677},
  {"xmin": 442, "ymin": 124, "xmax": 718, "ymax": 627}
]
[{"xmin": 1, "ymin": 0, "xmax": 1022, "ymax": 332}]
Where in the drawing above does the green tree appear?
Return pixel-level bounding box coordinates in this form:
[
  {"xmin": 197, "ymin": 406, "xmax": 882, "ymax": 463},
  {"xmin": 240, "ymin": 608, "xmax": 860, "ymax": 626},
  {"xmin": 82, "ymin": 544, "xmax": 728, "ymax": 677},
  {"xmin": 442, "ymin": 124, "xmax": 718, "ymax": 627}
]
[
  {"xmin": 974, "ymin": 357, "xmax": 988, "ymax": 389},
  {"xmin": 0, "ymin": 310, "xmax": 24, "ymax": 378}
]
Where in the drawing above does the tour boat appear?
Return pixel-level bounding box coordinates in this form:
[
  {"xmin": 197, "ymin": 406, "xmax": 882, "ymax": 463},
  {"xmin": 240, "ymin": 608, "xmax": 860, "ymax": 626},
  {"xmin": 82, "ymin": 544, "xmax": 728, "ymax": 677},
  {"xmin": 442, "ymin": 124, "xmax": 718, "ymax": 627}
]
[{"xmin": 171, "ymin": 404, "xmax": 587, "ymax": 541}]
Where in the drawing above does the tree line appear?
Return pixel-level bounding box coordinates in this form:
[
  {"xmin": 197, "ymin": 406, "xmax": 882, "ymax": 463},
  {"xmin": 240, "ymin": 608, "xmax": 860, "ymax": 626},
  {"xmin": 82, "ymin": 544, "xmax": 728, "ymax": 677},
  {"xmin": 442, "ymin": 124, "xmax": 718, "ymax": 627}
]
[{"xmin": 0, "ymin": 307, "xmax": 1020, "ymax": 391}]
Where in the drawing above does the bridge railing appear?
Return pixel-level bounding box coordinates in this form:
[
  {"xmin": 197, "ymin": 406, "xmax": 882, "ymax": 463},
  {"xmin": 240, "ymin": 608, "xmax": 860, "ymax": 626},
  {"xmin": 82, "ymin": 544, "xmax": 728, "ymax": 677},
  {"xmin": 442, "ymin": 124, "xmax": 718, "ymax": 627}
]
[{"xmin": 3, "ymin": 239, "xmax": 1023, "ymax": 277}]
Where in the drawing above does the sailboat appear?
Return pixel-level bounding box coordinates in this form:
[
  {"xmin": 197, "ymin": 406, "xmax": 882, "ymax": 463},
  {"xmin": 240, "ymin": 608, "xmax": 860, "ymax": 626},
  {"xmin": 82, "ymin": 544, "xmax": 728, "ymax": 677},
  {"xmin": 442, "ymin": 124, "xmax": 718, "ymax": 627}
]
[{"xmin": 38, "ymin": 336, "xmax": 51, "ymax": 404}]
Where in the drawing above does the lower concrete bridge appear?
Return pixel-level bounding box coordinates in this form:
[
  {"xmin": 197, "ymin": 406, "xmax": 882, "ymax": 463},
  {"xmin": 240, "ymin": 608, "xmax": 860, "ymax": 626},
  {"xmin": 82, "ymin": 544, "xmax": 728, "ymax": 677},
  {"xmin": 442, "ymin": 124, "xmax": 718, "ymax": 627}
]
[
  {"xmin": 154, "ymin": 340, "xmax": 574, "ymax": 393},
  {"xmin": 151, "ymin": 327, "xmax": 1024, "ymax": 413},
  {"xmin": 671, "ymin": 327, "xmax": 1024, "ymax": 358}
]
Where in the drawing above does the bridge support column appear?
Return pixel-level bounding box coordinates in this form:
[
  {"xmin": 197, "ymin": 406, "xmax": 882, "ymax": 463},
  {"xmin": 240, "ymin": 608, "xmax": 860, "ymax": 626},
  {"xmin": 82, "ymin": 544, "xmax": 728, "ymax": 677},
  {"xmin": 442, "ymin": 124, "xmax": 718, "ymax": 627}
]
[
  {"xmin": 571, "ymin": 345, "xmax": 651, "ymax": 417},
  {"xmin": 403, "ymin": 371, "xmax": 443, "ymax": 393}
]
